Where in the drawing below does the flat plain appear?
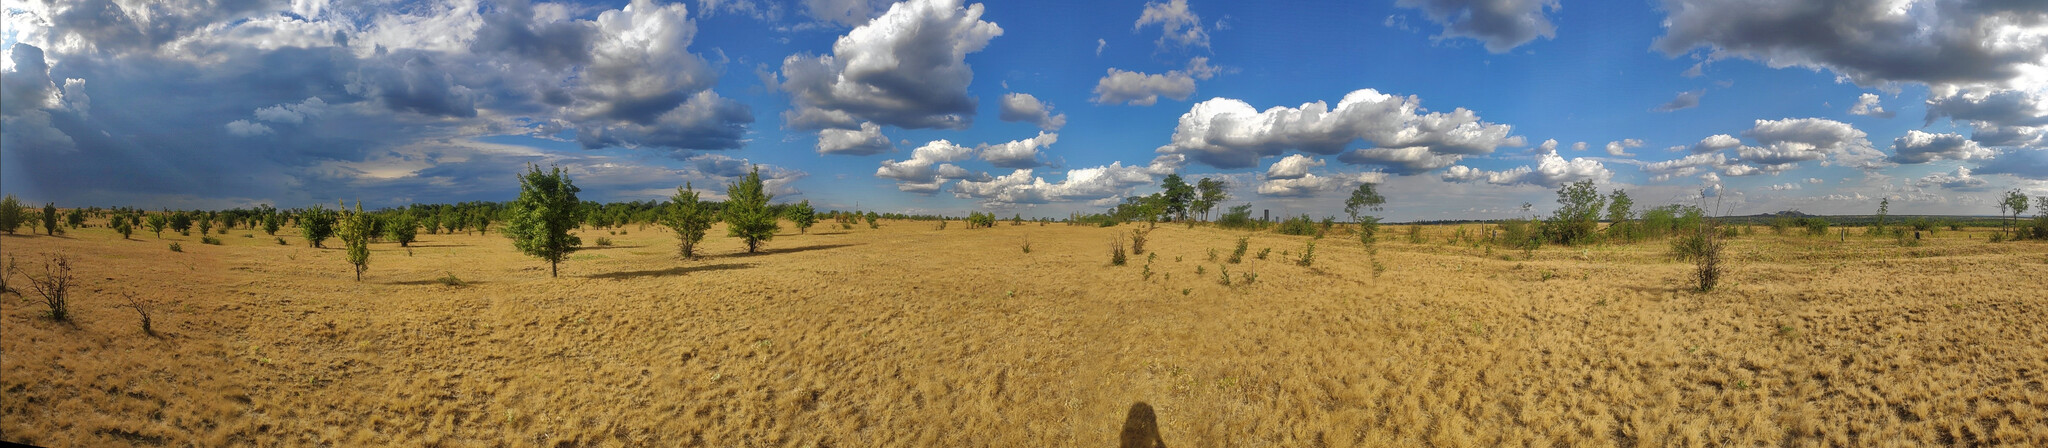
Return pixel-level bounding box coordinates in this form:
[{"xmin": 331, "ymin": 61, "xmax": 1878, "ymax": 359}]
[{"xmin": 3, "ymin": 220, "xmax": 2046, "ymax": 446}]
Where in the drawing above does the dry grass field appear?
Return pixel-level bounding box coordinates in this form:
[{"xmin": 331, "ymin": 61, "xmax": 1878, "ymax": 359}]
[{"xmin": 3, "ymin": 219, "xmax": 2046, "ymax": 446}]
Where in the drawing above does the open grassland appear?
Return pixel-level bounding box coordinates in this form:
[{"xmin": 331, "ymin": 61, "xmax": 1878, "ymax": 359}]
[{"xmin": 3, "ymin": 220, "xmax": 2046, "ymax": 446}]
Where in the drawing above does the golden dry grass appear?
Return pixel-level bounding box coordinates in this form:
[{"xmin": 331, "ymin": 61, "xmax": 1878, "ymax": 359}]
[{"xmin": 3, "ymin": 220, "xmax": 2046, "ymax": 446}]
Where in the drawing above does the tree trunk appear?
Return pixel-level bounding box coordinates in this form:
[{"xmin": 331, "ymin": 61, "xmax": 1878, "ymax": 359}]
[{"xmin": 550, "ymin": 261, "xmax": 558, "ymax": 278}]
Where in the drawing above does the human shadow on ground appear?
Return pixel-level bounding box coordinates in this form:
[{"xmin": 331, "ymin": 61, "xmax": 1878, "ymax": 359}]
[
  {"xmin": 585, "ymin": 262, "xmax": 754, "ymax": 280},
  {"xmin": 1120, "ymin": 402, "xmax": 1167, "ymax": 448}
]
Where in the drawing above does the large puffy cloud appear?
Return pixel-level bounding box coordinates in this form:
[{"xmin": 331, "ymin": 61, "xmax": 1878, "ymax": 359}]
[
  {"xmin": 1686, "ymin": 134, "xmax": 1741, "ymax": 154},
  {"xmin": 1440, "ymin": 151, "xmax": 1612, "ymax": 187},
  {"xmin": 1924, "ymin": 88, "xmax": 2048, "ymax": 128},
  {"xmin": 1159, "ymin": 88, "xmax": 1523, "ymax": 170},
  {"xmin": 1134, "ymin": 0, "xmax": 1209, "ymax": 50},
  {"xmin": 977, "ymin": 131, "xmax": 1057, "ymax": 169},
  {"xmin": 1257, "ymin": 173, "xmax": 1347, "ymax": 197},
  {"xmin": 778, "ymin": 0, "xmax": 1002, "ymax": 130},
  {"xmin": 1092, "ymin": 57, "xmax": 1220, "ymax": 106},
  {"xmin": 1740, "ymin": 118, "xmax": 1890, "ymax": 171},
  {"xmin": 1890, "ymin": 130, "xmax": 1993, "ymax": 164},
  {"xmin": 816, "ymin": 121, "xmax": 894, "ymax": 155},
  {"xmin": 1653, "ymin": 0, "xmax": 2048, "ymax": 89},
  {"xmin": 1394, "ymin": 0, "xmax": 1560, "ymax": 53},
  {"xmin": 997, "ymin": 92, "xmax": 1066, "ymax": 131},
  {"xmin": 875, "ymin": 140, "xmax": 979, "ymax": 192},
  {"xmin": 952, "ymin": 162, "xmax": 1157, "ymax": 205},
  {"xmin": 1264, "ymin": 154, "xmax": 1324, "ymax": 180},
  {"xmin": 1914, "ymin": 166, "xmax": 1991, "ymax": 191}
]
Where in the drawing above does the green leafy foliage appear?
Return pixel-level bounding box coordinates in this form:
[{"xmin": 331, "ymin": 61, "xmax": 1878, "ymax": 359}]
[
  {"xmin": 337, "ymin": 201, "xmax": 375, "ymax": 281},
  {"xmin": 722, "ymin": 165, "xmax": 779, "ymax": 253},
  {"xmin": 386, "ymin": 213, "xmax": 419, "ymax": 247},
  {"xmin": 505, "ymin": 165, "xmax": 584, "ymax": 277},
  {"xmin": 1543, "ymin": 180, "xmax": 1604, "ymax": 245},
  {"xmin": 662, "ymin": 183, "xmax": 715, "ymax": 259},
  {"xmin": 299, "ymin": 206, "xmax": 337, "ymax": 248},
  {"xmin": 0, "ymin": 195, "xmax": 26, "ymax": 234},
  {"xmin": 786, "ymin": 200, "xmax": 818, "ymax": 234},
  {"xmin": 41, "ymin": 203, "xmax": 59, "ymax": 235}
]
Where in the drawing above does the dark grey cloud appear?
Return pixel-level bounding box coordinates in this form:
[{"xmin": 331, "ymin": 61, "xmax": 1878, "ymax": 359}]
[
  {"xmin": 1972, "ymin": 149, "xmax": 2048, "ymax": 180},
  {"xmin": 473, "ymin": 0, "xmax": 599, "ymax": 70},
  {"xmin": 1654, "ymin": 0, "xmax": 2048, "ymax": 87},
  {"xmin": 1923, "ymin": 89, "xmax": 2048, "ymax": 128},
  {"xmin": 1395, "ymin": 0, "xmax": 1561, "ymax": 53},
  {"xmin": 1889, "ymin": 130, "xmax": 1992, "ymax": 164}
]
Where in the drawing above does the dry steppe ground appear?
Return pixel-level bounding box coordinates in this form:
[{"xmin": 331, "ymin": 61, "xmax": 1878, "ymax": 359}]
[{"xmin": 3, "ymin": 219, "xmax": 2046, "ymax": 447}]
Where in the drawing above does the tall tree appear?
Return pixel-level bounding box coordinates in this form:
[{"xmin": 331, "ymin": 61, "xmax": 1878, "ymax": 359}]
[
  {"xmin": 1159, "ymin": 174, "xmax": 1194, "ymax": 221},
  {"xmin": 41, "ymin": 203, "xmax": 58, "ymax": 235},
  {"xmin": 299, "ymin": 206, "xmax": 336, "ymax": 248},
  {"xmin": 787, "ymin": 200, "xmax": 818, "ymax": 234},
  {"xmin": 1194, "ymin": 177, "xmax": 1229, "ymax": 222},
  {"xmin": 1606, "ymin": 189, "xmax": 1635, "ymax": 241},
  {"xmin": 662, "ymin": 182, "xmax": 715, "ymax": 258},
  {"xmin": 0, "ymin": 195, "xmax": 23, "ymax": 234},
  {"xmin": 1545, "ymin": 180, "xmax": 1606, "ymax": 245},
  {"xmin": 505, "ymin": 165, "xmax": 584, "ymax": 277},
  {"xmin": 723, "ymin": 166, "xmax": 780, "ymax": 253}
]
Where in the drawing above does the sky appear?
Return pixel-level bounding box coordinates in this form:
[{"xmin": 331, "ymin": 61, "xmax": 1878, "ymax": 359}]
[{"xmin": 3, "ymin": 0, "xmax": 2046, "ymax": 221}]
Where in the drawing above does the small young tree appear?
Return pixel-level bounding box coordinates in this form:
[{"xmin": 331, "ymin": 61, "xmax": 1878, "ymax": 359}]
[
  {"xmin": 722, "ymin": 166, "xmax": 779, "ymax": 253},
  {"xmin": 1606, "ymin": 189, "xmax": 1636, "ymax": 241},
  {"xmin": 145, "ymin": 214, "xmax": 168, "ymax": 238},
  {"xmin": 1873, "ymin": 197, "xmax": 1891, "ymax": 234},
  {"xmin": 786, "ymin": 200, "xmax": 818, "ymax": 234},
  {"xmin": 261, "ymin": 212, "xmax": 282, "ymax": 235},
  {"xmin": 112, "ymin": 215, "xmax": 134, "ymax": 239},
  {"xmin": 40, "ymin": 203, "xmax": 58, "ymax": 235},
  {"xmin": 386, "ymin": 212, "xmax": 419, "ymax": 247},
  {"xmin": 336, "ymin": 201, "xmax": 374, "ymax": 281},
  {"xmin": 168, "ymin": 211, "xmax": 193, "ymax": 236},
  {"xmin": 1345, "ymin": 182, "xmax": 1387, "ymax": 247},
  {"xmin": 299, "ymin": 206, "xmax": 337, "ymax": 248},
  {"xmin": 663, "ymin": 183, "xmax": 715, "ymax": 259},
  {"xmin": 0, "ymin": 195, "xmax": 25, "ymax": 234},
  {"xmin": 65, "ymin": 208, "xmax": 84, "ymax": 229},
  {"xmin": 197, "ymin": 215, "xmax": 213, "ymax": 236},
  {"xmin": 505, "ymin": 165, "xmax": 584, "ymax": 277},
  {"xmin": 865, "ymin": 212, "xmax": 880, "ymax": 229}
]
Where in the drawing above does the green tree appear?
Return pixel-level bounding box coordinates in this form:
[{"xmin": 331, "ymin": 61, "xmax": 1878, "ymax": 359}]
[
  {"xmin": 261, "ymin": 212, "xmax": 282, "ymax": 236},
  {"xmin": 505, "ymin": 165, "xmax": 585, "ymax": 277},
  {"xmin": 1194, "ymin": 177, "xmax": 1229, "ymax": 222},
  {"xmin": 1605, "ymin": 189, "xmax": 1636, "ymax": 241},
  {"xmin": 169, "ymin": 211, "xmax": 193, "ymax": 236},
  {"xmin": 2000, "ymin": 189, "xmax": 2029, "ymax": 236},
  {"xmin": 1158, "ymin": 174, "xmax": 1194, "ymax": 221},
  {"xmin": 1544, "ymin": 180, "xmax": 1606, "ymax": 245},
  {"xmin": 663, "ymin": 183, "xmax": 716, "ymax": 259},
  {"xmin": 197, "ymin": 215, "xmax": 213, "ymax": 236},
  {"xmin": 145, "ymin": 214, "xmax": 168, "ymax": 238},
  {"xmin": 65, "ymin": 209, "xmax": 85, "ymax": 228},
  {"xmin": 386, "ymin": 213, "xmax": 419, "ymax": 247},
  {"xmin": 0, "ymin": 195, "xmax": 24, "ymax": 234},
  {"xmin": 41, "ymin": 203, "xmax": 59, "ymax": 235},
  {"xmin": 787, "ymin": 200, "xmax": 818, "ymax": 234},
  {"xmin": 1345, "ymin": 182, "xmax": 1387, "ymax": 246},
  {"xmin": 1874, "ymin": 197, "xmax": 1890, "ymax": 232},
  {"xmin": 299, "ymin": 206, "xmax": 337, "ymax": 248},
  {"xmin": 336, "ymin": 201, "xmax": 374, "ymax": 281},
  {"xmin": 722, "ymin": 166, "xmax": 780, "ymax": 253},
  {"xmin": 112, "ymin": 215, "xmax": 134, "ymax": 239}
]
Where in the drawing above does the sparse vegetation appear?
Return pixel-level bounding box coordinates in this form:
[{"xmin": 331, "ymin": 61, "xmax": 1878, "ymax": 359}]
[
  {"xmin": 661, "ymin": 183, "xmax": 714, "ymax": 259},
  {"xmin": 120, "ymin": 293, "xmax": 155, "ymax": 336},
  {"xmin": 337, "ymin": 202, "xmax": 374, "ymax": 281},
  {"xmin": 1296, "ymin": 241, "xmax": 1315, "ymax": 267},
  {"xmin": 201, "ymin": 235, "xmax": 222, "ymax": 245},
  {"xmin": 168, "ymin": 242, "xmax": 182, "ymax": 252},
  {"xmin": 1110, "ymin": 234, "xmax": 1127, "ymax": 266},
  {"xmin": 1228, "ymin": 236, "xmax": 1248, "ymax": 264},
  {"xmin": 1216, "ymin": 204, "xmax": 1258, "ymax": 230},
  {"xmin": 1129, "ymin": 228, "xmax": 1148, "ymax": 255},
  {"xmin": 11, "ymin": 254, "xmax": 73, "ymax": 321},
  {"xmin": 787, "ymin": 200, "xmax": 818, "ymax": 234},
  {"xmin": 1274, "ymin": 214, "xmax": 1317, "ymax": 236}
]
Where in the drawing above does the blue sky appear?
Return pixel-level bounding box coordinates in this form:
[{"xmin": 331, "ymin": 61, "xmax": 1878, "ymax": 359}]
[{"xmin": 3, "ymin": 0, "xmax": 2046, "ymax": 220}]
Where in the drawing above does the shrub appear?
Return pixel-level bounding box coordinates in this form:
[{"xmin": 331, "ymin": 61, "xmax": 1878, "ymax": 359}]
[
  {"xmin": 1316, "ymin": 216, "xmax": 1336, "ymax": 239},
  {"xmin": 1217, "ymin": 204, "xmax": 1258, "ymax": 230},
  {"xmin": 1669, "ymin": 229, "xmax": 1710, "ymax": 261},
  {"xmin": 169, "ymin": 212, "xmax": 194, "ymax": 236},
  {"xmin": 786, "ymin": 200, "xmax": 818, "ymax": 234},
  {"xmin": 1543, "ymin": 180, "xmax": 1604, "ymax": 245},
  {"xmin": 276, "ymin": 237, "xmax": 289, "ymax": 245},
  {"xmin": 1217, "ymin": 264, "xmax": 1231, "ymax": 286},
  {"xmin": 1274, "ymin": 214, "xmax": 1317, "ymax": 236},
  {"xmin": 201, "ymin": 235, "xmax": 222, "ymax": 245},
  {"xmin": 197, "ymin": 216, "xmax": 213, "ymax": 236},
  {"xmin": 262, "ymin": 212, "xmax": 282, "ymax": 235},
  {"xmin": 1694, "ymin": 227, "xmax": 1722, "ymax": 292},
  {"xmin": 1228, "ymin": 236, "xmax": 1248, "ymax": 264},
  {"xmin": 722, "ymin": 166, "xmax": 779, "ymax": 253},
  {"xmin": 662, "ymin": 183, "xmax": 715, "ymax": 259},
  {"xmin": 1407, "ymin": 225, "xmax": 1424, "ymax": 244},
  {"xmin": 1256, "ymin": 247, "xmax": 1271, "ymax": 260},
  {"xmin": 1111, "ymin": 234, "xmax": 1128, "ymax": 266},
  {"xmin": 594, "ymin": 237, "xmax": 613, "ymax": 246},
  {"xmin": 865, "ymin": 212, "xmax": 880, "ymax": 229},
  {"xmin": 169, "ymin": 243, "xmax": 183, "ymax": 252},
  {"xmin": 1130, "ymin": 228, "xmax": 1149, "ymax": 255},
  {"xmin": 1021, "ymin": 236, "xmax": 1032, "ymax": 254},
  {"xmin": 0, "ymin": 195, "xmax": 26, "ymax": 234},
  {"xmin": 966, "ymin": 211, "xmax": 996, "ymax": 229},
  {"xmin": 387, "ymin": 213, "xmax": 419, "ymax": 247},
  {"xmin": 112, "ymin": 215, "xmax": 134, "ymax": 239},
  {"xmin": 120, "ymin": 293, "xmax": 155, "ymax": 336},
  {"xmin": 1296, "ymin": 241, "xmax": 1316, "ymax": 267},
  {"xmin": 11, "ymin": 254, "xmax": 74, "ymax": 321},
  {"xmin": 506, "ymin": 165, "xmax": 585, "ymax": 277},
  {"xmin": 41, "ymin": 203, "xmax": 58, "ymax": 235},
  {"xmin": 1802, "ymin": 217, "xmax": 1830, "ymax": 236}
]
